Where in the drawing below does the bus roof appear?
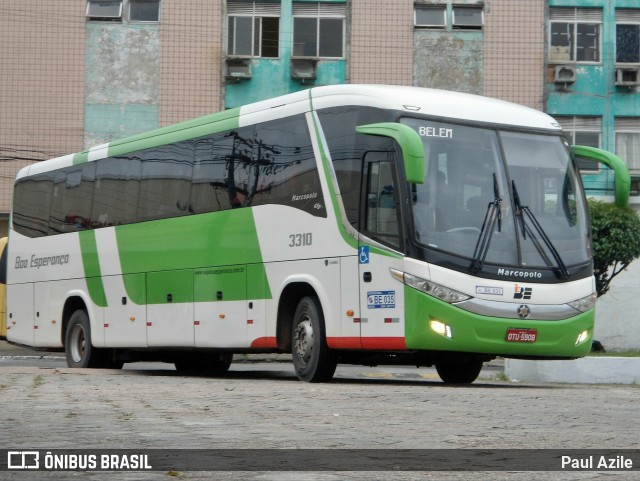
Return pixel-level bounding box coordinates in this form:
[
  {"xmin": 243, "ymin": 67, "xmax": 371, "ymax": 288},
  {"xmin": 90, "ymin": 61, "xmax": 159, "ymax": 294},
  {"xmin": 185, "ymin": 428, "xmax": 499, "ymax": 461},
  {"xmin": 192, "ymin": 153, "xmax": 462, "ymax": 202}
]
[
  {"xmin": 18, "ymin": 85, "xmax": 561, "ymax": 179},
  {"xmin": 307, "ymin": 84, "xmax": 560, "ymax": 132}
]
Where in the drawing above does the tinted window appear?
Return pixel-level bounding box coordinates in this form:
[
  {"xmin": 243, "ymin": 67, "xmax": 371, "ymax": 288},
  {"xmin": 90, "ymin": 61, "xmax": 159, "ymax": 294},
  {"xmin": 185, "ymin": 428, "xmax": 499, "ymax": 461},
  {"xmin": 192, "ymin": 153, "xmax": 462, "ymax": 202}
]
[
  {"xmin": 317, "ymin": 107, "xmax": 391, "ymax": 227},
  {"xmin": 13, "ymin": 114, "xmax": 325, "ymax": 237},
  {"xmin": 190, "ymin": 134, "xmax": 232, "ymax": 214},
  {"xmin": 50, "ymin": 164, "xmax": 95, "ymax": 234},
  {"xmin": 252, "ymin": 116, "xmax": 325, "ymax": 216},
  {"xmin": 92, "ymin": 155, "xmax": 141, "ymax": 228},
  {"xmin": 138, "ymin": 142, "xmax": 194, "ymax": 221},
  {"xmin": 12, "ymin": 174, "xmax": 54, "ymax": 237}
]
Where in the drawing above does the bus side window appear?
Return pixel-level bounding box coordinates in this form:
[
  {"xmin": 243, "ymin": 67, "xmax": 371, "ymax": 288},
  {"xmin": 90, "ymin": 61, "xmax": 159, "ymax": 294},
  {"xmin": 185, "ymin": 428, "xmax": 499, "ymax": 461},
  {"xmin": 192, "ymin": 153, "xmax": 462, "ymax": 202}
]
[
  {"xmin": 12, "ymin": 175, "xmax": 54, "ymax": 237},
  {"xmin": 191, "ymin": 134, "xmax": 232, "ymax": 214},
  {"xmin": 362, "ymin": 151, "xmax": 403, "ymax": 251}
]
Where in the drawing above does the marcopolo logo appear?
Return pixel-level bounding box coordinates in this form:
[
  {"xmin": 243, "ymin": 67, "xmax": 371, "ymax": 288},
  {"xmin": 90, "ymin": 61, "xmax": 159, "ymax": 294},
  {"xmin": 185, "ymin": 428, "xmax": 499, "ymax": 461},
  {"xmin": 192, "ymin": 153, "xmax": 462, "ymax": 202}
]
[{"xmin": 497, "ymin": 268, "xmax": 542, "ymax": 279}]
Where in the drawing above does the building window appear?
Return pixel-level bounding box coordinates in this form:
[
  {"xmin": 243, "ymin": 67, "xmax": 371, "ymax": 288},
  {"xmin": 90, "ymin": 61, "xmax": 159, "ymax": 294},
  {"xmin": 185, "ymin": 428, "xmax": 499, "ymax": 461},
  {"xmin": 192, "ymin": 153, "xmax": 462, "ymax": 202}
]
[
  {"xmin": 556, "ymin": 117, "xmax": 601, "ymax": 173},
  {"xmin": 86, "ymin": 0, "xmax": 123, "ymax": 20},
  {"xmin": 414, "ymin": 4, "xmax": 483, "ymax": 31},
  {"xmin": 616, "ymin": 10, "xmax": 640, "ymax": 64},
  {"xmin": 129, "ymin": 0, "xmax": 160, "ymax": 22},
  {"xmin": 227, "ymin": 1, "xmax": 280, "ymax": 58},
  {"xmin": 549, "ymin": 8, "xmax": 602, "ymax": 63},
  {"xmin": 414, "ymin": 5, "xmax": 446, "ymax": 28},
  {"xmin": 452, "ymin": 6, "xmax": 483, "ymax": 30},
  {"xmin": 616, "ymin": 118, "xmax": 640, "ymax": 173},
  {"xmin": 293, "ymin": 3, "xmax": 346, "ymax": 58}
]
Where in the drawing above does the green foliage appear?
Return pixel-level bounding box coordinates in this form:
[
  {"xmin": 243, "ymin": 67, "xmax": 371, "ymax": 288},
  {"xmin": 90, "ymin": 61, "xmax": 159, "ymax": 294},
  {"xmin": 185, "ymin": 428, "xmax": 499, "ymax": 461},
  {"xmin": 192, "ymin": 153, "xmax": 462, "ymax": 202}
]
[{"xmin": 588, "ymin": 199, "xmax": 640, "ymax": 297}]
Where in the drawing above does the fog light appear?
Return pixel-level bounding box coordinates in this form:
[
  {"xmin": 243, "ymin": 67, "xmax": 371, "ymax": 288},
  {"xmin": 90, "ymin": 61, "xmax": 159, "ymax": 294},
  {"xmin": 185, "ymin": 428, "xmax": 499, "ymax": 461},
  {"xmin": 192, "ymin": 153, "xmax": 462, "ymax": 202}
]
[
  {"xmin": 430, "ymin": 320, "xmax": 452, "ymax": 339},
  {"xmin": 575, "ymin": 330, "xmax": 590, "ymax": 346}
]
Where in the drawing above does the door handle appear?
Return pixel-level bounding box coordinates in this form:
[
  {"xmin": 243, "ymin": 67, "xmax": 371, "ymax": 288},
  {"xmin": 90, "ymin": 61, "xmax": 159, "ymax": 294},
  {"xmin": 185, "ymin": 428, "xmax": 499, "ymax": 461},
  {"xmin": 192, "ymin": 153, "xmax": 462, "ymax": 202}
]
[{"xmin": 363, "ymin": 272, "xmax": 372, "ymax": 282}]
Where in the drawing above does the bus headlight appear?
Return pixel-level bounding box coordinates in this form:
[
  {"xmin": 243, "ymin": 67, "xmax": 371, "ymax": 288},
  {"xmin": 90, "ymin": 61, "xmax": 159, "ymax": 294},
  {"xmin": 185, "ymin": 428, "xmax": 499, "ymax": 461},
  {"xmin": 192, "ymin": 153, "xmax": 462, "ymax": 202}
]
[
  {"xmin": 575, "ymin": 330, "xmax": 590, "ymax": 346},
  {"xmin": 568, "ymin": 293, "xmax": 597, "ymax": 313},
  {"xmin": 390, "ymin": 269, "xmax": 471, "ymax": 304},
  {"xmin": 430, "ymin": 320, "xmax": 453, "ymax": 338}
]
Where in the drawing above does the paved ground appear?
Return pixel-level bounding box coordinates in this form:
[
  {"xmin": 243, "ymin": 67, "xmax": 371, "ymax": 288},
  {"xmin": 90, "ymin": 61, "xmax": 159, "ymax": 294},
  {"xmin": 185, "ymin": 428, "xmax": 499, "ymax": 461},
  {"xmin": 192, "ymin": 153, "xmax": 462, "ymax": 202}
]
[{"xmin": 1, "ymin": 340, "xmax": 639, "ymax": 480}]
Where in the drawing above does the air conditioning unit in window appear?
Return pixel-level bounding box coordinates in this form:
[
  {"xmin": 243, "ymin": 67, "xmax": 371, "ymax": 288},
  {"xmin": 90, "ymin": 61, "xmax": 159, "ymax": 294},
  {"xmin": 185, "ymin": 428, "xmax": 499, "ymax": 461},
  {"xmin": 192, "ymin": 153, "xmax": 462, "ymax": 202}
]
[
  {"xmin": 290, "ymin": 58, "xmax": 317, "ymax": 83},
  {"xmin": 225, "ymin": 57, "xmax": 252, "ymax": 81},
  {"xmin": 615, "ymin": 67, "xmax": 640, "ymax": 87},
  {"xmin": 554, "ymin": 65, "xmax": 576, "ymax": 85}
]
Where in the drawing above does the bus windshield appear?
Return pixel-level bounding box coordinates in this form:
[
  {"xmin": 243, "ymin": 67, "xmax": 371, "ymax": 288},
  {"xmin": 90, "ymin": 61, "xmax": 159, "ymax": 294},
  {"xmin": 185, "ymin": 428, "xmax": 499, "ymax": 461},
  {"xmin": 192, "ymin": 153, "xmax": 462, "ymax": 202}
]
[{"xmin": 401, "ymin": 117, "xmax": 590, "ymax": 275}]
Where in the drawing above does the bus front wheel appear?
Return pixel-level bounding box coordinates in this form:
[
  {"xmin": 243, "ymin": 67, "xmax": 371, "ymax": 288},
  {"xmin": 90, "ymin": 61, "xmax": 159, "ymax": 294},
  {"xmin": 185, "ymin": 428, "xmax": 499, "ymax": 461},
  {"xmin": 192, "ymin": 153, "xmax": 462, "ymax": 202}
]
[
  {"xmin": 65, "ymin": 309, "xmax": 103, "ymax": 368},
  {"xmin": 435, "ymin": 359, "xmax": 483, "ymax": 384},
  {"xmin": 291, "ymin": 296, "xmax": 337, "ymax": 383}
]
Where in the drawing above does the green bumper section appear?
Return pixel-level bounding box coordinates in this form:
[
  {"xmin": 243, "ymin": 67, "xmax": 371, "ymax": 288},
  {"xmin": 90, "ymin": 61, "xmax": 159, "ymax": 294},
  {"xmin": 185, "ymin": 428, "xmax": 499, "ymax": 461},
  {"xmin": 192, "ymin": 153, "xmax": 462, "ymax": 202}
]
[{"xmin": 404, "ymin": 286, "xmax": 594, "ymax": 359}]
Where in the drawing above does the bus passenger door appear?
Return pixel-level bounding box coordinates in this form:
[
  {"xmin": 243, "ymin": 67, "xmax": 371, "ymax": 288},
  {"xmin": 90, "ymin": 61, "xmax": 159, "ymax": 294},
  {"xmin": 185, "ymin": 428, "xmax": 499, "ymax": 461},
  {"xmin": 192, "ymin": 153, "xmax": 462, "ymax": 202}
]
[{"xmin": 359, "ymin": 152, "xmax": 406, "ymax": 350}]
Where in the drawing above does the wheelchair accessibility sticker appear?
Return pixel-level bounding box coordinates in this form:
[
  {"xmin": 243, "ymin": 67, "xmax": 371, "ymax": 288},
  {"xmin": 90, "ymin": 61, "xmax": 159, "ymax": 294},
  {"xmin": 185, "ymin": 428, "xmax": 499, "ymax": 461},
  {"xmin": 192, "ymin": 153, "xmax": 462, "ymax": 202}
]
[
  {"xmin": 359, "ymin": 246, "xmax": 369, "ymax": 264},
  {"xmin": 367, "ymin": 291, "xmax": 396, "ymax": 309}
]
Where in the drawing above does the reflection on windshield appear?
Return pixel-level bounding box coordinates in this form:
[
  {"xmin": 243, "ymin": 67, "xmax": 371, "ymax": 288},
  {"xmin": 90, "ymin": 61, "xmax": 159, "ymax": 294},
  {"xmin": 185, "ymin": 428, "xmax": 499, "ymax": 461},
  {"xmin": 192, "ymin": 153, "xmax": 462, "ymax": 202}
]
[
  {"xmin": 501, "ymin": 131, "xmax": 589, "ymax": 267},
  {"xmin": 401, "ymin": 118, "xmax": 590, "ymax": 272},
  {"xmin": 402, "ymin": 118, "xmax": 517, "ymax": 265}
]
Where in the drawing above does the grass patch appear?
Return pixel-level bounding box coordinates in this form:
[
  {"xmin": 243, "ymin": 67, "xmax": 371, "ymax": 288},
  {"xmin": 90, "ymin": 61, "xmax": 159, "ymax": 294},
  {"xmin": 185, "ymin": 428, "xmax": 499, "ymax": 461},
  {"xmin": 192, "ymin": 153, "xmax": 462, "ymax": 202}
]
[{"xmin": 31, "ymin": 375, "xmax": 44, "ymax": 388}]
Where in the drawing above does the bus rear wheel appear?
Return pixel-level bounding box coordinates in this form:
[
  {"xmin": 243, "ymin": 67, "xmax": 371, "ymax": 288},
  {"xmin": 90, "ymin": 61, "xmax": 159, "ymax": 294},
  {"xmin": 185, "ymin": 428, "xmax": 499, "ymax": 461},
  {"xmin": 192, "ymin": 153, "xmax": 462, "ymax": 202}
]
[
  {"xmin": 291, "ymin": 296, "xmax": 336, "ymax": 382},
  {"xmin": 65, "ymin": 309, "xmax": 105, "ymax": 368},
  {"xmin": 435, "ymin": 359, "xmax": 483, "ymax": 384}
]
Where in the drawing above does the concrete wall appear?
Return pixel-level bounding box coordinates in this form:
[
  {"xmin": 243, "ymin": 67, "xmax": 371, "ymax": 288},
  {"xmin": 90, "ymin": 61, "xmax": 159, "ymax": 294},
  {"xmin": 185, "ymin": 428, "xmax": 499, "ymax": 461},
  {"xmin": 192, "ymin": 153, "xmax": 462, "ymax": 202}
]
[
  {"xmin": 594, "ymin": 253, "xmax": 640, "ymax": 350},
  {"xmin": 85, "ymin": 24, "xmax": 160, "ymax": 147},
  {"xmin": 413, "ymin": 1, "xmax": 484, "ymax": 94}
]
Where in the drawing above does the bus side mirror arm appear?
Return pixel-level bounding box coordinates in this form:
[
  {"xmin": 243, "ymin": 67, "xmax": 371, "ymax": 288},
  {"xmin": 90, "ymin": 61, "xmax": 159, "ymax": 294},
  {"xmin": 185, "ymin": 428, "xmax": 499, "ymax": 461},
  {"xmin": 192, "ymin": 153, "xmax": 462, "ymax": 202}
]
[
  {"xmin": 571, "ymin": 145, "xmax": 631, "ymax": 207},
  {"xmin": 356, "ymin": 123, "xmax": 425, "ymax": 184}
]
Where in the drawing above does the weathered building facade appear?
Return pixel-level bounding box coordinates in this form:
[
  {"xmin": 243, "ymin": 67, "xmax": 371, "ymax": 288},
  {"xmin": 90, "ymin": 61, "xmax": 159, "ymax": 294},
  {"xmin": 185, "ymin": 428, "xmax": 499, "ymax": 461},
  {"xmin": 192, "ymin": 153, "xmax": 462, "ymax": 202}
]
[{"xmin": 1, "ymin": 0, "xmax": 547, "ymax": 237}]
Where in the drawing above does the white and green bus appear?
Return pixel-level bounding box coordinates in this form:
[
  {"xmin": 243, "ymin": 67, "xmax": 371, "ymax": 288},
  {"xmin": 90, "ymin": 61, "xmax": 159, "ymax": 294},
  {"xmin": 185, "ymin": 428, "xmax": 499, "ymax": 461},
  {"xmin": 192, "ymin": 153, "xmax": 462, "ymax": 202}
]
[{"xmin": 6, "ymin": 85, "xmax": 624, "ymax": 383}]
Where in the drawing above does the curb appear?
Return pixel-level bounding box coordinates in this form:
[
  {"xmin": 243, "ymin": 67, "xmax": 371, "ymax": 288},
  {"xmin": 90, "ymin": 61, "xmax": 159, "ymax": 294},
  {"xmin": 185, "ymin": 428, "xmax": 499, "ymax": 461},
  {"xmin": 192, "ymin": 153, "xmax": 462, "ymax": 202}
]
[{"xmin": 505, "ymin": 357, "xmax": 640, "ymax": 384}]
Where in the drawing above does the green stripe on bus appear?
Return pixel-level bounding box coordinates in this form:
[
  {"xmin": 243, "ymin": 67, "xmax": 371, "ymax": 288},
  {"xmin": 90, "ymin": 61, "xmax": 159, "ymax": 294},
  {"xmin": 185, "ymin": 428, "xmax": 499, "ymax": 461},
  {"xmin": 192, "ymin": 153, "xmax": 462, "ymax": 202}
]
[
  {"xmin": 115, "ymin": 209, "xmax": 272, "ymax": 304},
  {"xmin": 108, "ymin": 108, "xmax": 241, "ymax": 158},
  {"xmin": 78, "ymin": 230, "xmax": 108, "ymax": 308},
  {"xmin": 73, "ymin": 151, "xmax": 90, "ymax": 165},
  {"xmin": 403, "ymin": 286, "xmax": 594, "ymax": 358}
]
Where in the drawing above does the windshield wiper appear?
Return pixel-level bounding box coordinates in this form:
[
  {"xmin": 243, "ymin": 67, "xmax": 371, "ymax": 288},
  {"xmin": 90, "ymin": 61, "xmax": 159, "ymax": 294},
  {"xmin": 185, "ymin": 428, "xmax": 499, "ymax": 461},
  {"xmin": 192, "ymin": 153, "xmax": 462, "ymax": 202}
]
[
  {"xmin": 470, "ymin": 173, "xmax": 502, "ymax": 274},
  {"xmin": 512, "ymin": 180, "xmax": 569, "ymax": 280}
]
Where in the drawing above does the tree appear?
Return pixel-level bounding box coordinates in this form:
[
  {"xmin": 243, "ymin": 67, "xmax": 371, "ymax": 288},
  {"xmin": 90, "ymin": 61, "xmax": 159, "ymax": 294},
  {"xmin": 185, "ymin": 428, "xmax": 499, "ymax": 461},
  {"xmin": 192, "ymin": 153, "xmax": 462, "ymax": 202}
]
[{"xmin": 588, "ymin": 199, "xmax": 640, "ymax": 297}]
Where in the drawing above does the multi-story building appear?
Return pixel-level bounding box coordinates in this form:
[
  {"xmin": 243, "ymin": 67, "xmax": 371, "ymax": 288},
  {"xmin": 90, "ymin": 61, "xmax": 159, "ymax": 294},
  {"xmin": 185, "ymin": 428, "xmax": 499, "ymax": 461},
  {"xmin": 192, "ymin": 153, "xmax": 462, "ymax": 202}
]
[
  {"xmin": 547, "ymin": 0, "xmax": 640, "ymax": 204},
  {"xmin": 0, "ymin": 0, "xmax": 545, "ymax": 237}
]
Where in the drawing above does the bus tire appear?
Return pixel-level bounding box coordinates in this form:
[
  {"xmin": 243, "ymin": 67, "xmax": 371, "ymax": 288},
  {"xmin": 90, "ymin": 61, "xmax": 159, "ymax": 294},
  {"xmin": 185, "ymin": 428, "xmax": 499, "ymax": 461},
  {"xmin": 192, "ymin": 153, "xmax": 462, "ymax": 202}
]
[
  {"xmin": 291, "ymin": 296, "xmax": 337, "ymax": 383},
  {"xmin": 435, "ymin": 359, "xmax": 483, "ymax": 384},
  {"xmin": 64, "ymin": 309, "xmax": 105, "ymax": 368}
]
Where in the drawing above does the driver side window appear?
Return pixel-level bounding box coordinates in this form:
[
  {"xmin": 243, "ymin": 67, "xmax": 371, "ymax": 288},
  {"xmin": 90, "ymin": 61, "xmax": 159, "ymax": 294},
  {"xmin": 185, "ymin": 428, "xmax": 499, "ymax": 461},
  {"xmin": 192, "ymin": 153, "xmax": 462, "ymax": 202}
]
[{"xmin": 362, "ymin": 152, "xmax": 403, "ymax": 251}]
